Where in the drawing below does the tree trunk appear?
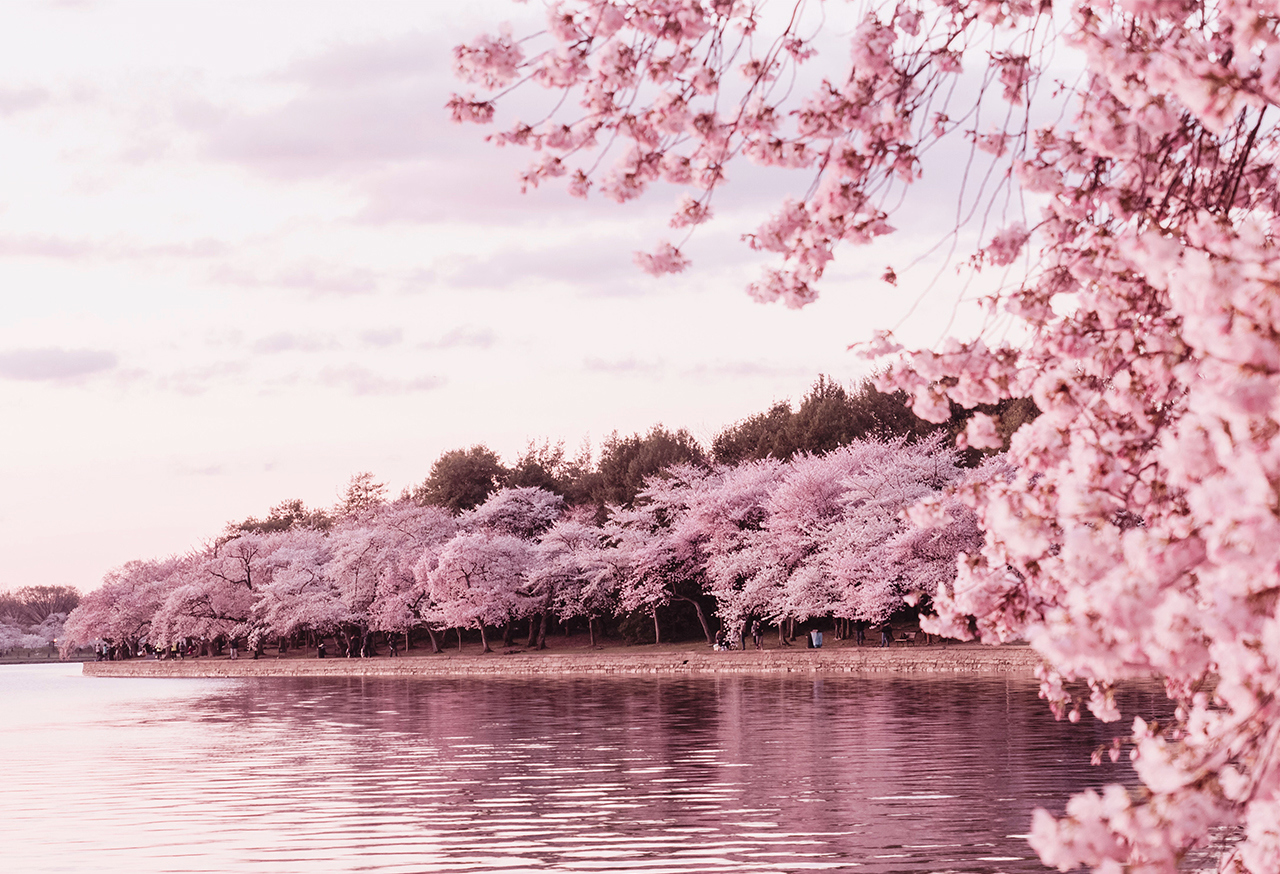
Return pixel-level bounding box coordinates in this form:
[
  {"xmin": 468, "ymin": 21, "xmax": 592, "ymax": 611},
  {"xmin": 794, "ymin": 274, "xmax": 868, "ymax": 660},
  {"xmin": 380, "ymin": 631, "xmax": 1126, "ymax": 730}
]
[
  {"xmin": 480, "ymin": 624, "xmax": 491, "ymax": 654},
  {"xmin": 456, "ymin": 627, "xmax": 464, "ymax": 652},
  {"xmin": 652, "ymin": 609, "xmax": 661, "ymax": 645},
  {"xmin": 588, "ymin": 616, "xmax": 596, "ymax": 648},
  {"xmin": 502, "ymin": 620, "xmax": 514, "ymax": 647},
  {"xmin": 526, "ymin": 616, "xmax": 537, "ymax": 648},
  {"xmin": 536, "ymin": 612, "xmax": 548, "ymax": 650},
  {"xmin": 779, "ymin": 621, "xmax": 789, "ymax": 646},
  {"xmin": 675, "ymin": 594, "xmax": 714, "ymax": 644},
  {"xmin": 425, "ymin": 627, "xmax": 442, "ymax": 654}
]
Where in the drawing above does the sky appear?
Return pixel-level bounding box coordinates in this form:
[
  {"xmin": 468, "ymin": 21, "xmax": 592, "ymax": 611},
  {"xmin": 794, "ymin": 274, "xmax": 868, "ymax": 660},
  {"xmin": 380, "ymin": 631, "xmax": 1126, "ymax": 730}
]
[{"xmin": 0, "ymin": 0, "xmax": 1002, "ymax": 593}]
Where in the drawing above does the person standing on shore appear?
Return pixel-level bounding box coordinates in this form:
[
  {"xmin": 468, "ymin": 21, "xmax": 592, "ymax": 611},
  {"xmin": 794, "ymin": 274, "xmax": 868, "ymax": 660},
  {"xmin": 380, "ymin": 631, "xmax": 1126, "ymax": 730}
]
[
  {"xmin": 318, "ymin": 640, "xmax": 326, "ymax": 659},
  {"xmin": 751, "ymin": 619, "xmax": 762, "ymax": 650}
]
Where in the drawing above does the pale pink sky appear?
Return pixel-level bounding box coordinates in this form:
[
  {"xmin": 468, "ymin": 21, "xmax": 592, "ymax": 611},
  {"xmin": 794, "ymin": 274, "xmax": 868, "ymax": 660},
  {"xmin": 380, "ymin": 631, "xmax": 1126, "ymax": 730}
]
[{"xmin": 0, "ymin": 1, "xmax": 992, "ymax": 592}]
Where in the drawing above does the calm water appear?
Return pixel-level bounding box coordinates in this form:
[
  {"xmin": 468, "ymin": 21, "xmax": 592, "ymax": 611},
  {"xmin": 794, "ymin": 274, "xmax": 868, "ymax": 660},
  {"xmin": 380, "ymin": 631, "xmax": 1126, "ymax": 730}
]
[{"xmin": 0, "ymin": 662, "xmax": 1169, "ymax": 874}]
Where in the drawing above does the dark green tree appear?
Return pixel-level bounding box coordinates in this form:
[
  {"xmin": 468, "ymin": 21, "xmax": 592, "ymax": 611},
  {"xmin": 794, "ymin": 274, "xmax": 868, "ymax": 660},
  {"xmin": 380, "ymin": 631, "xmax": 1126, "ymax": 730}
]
[
  {"xmin": 595, "ymin": 426, "xmax": 707, "ymax": 508},
  {"xmin": 413, "ymin": 445, "xmax": 506, "ymax": 513},
  {"xmin": 713, "ymin": 375, "xmax": 942, "ymax": 464},
  {"xmin": 226, "ymin": 498, "xmax": 332, "ymax": 538}
]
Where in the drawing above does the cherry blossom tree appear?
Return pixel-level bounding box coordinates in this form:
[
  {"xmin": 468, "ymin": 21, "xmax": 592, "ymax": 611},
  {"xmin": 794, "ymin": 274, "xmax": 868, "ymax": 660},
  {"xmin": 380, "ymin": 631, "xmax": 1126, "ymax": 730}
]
[
  {"xmin": 151, "ymin": 532, "xmax": 296, "ymax": 652},
  {"xmin": 456, "ymin": 1, "xmax": 1280, "ymax": 869},
  {"xmin": 534, "ymin": 514, "xmax": 618, "ymax": 647},
  {"xmin": 818, "ymin": 434, "xmax": 977, "ymax": 624},
  {"xmin": 253, "ymin": 528, "xmax": 345, "ymax": 650},
  {"xmin": 666, "ymin": 459, "xmax": 785, "ymax": 643},
  {"xmin": 605, "ymin": 464, "xmax": 719, "ymax": 644},
  {"xmin": 329, "ymin": 502, "xmax": 459, "ymax": 654},
  {"xmin": 423, "ymin": 531, "xmax": 534, "ymax": 653},
  {"xmin": 463, "ymin": 486, "xmax": 565, "ymax": 539},
  {"xmin": 63, "ymin": 557, "xmax": 182, "ymax": 655}
]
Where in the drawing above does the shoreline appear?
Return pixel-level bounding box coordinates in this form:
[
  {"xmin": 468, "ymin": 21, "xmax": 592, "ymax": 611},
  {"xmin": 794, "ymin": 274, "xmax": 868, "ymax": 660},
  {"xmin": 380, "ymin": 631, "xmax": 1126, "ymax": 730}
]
[{"xmin": 82, "ymin": 642, "xmax": 1045, "ymax": 679}]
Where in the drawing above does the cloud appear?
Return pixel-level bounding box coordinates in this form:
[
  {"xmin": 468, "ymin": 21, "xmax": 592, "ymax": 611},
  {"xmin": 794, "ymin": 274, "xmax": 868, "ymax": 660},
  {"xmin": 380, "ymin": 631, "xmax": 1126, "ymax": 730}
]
[
  {"xmin": 281, "ymin": 32, "xmax": 447, "ymax": 89},
  {"xmin": 185, "ymin": 32, "xmax": 462, "ymax": 181},
  {"xmin": 360, "ymin": 328, "xmax": 402, "ymax": 348},
  {"xmin": 419, "ymin": 326, "xmax": 494, "ymax": 350},
  {"xmin": 439, "ymin": 239, "xmax": 650, "ymax": 296},
  {"xmin": 0, "ymin": 87, "xmax": 51, "ymax": 117},
  {"xmin": 682, "ymin": 360, "xmax": 816, "ymax": 380},
  {"xmin": 0, "ymin": 348, "xmax": 117, "ymax": 381},
  {"xmin": 0, "ymin": 235, "xmax": 96, "ymax": 259},
  {"xmin": 583, "ymin": 357, "xmax": 666, "ymax": 376},
  {"xmin": 251, "ymin": 332, "xmax": 336, "ymax": 354},
  {"xmin": 318, "ymin": 364, "xmax": 445, "ymax": 396},
  {"xmin": 155, "ymin": 361, "xmax": 249, "ymax": 396},
  {"xmin": 211, "ymin": 263, "xmax": 381, "ymax": 297}
]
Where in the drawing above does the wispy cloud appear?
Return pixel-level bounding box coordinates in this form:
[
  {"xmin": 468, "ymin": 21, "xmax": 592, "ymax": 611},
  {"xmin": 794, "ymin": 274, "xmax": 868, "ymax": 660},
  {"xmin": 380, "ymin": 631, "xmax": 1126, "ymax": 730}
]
[
  {"xmin": 420, "ymin": 326, "xmax": 495, "ymax": 350},
  {"xmin": 360, "ymin": 328, "xmax": 402, "ymax": 348},
  {"xmin": 0, "ymin": 87, "xmax": 50, "ymax": 116},
  {"xmin": 683, "ymin": 361, "xmax": 815, "ymax": 380},
  {"xmin": 251, "ymin": 332, "xmax": 337, "ymax": 354},
  {"xmin": 319, "ymin": 364, "xmax": 444, "ymax": 396},
  {"xmin": 0, "ymin": 347, "xmax": 117, "ymax": 381},
  {"xmin": 583, "ymin": 357, "xmax": 666, "ymax": 376},
  {"xmin": 211, "ymin": 263, "xmax": 381, "ymax": 297}
]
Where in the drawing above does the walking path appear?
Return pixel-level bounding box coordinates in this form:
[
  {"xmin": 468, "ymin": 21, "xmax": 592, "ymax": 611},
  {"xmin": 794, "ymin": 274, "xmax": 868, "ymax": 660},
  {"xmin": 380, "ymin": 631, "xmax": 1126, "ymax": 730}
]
[{"xmin": 83, "ymin": 642, "xmax": 1044, "ymax": 678}]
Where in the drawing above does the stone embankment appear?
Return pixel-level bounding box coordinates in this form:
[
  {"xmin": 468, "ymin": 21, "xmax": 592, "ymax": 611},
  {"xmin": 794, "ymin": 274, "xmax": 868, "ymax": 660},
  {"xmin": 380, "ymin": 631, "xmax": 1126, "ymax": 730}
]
[{"xmin": 83, "ymin": 643, "xmax": 1044, "ymax": 679}]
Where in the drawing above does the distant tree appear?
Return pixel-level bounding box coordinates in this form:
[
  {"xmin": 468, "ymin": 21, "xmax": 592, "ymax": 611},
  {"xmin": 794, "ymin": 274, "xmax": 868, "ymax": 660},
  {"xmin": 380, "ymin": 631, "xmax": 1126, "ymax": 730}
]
[
  {"xmin": 362, "ymin": 503, "xmax": 458, "ymax": 653},
  {"xmin": 504, "ymin": 440, "xmax": 566, "ymax": 492},
  {"xmin": 254, "ymin": 529, "xmax": 346, "ymax": 647},
  {"xmin": 424, "ymin": 531, "xmax": 533, "ymax": 653},
  {"xmin": 0, "ymin": 585, "xmax": 80, "ymax": 626},
  {"xmin": 226, "ymin": 498, "xmax": 332, "ymax": 538},
  {"xmin": 63, "ymin": 558, "xmax": 182, "ymax": 655},
  {"xmin": 464, "ymin": 487, "xmax": 565, "ymax": 540},
  {"xmin": 713, "ymin": 376, "xmax": 943, "ymax": 464},
  {"xmin": 413, "ymin": 445, "xmax": 506, "ymax": 513},
  {"xmin": 595, "ymin": 426, "xmax": 707, "ymax": 508},
  {"xmin": 710, "ymin": 402, "xmax": 795, "ymax": 466},
  {"xmin": 606, "ymin": 464, "xmax": 719, "ymax": 645},
  {"xmin": 535, "ymin": 515, "xmax": 616, "ymax": 648},
  {"xmin": 152, "ymin": 532, "xmax": 297, "ymax": 650},
  {"xmin": 335, "ymin": 472, "xmax": 389, "ymax": 519}
]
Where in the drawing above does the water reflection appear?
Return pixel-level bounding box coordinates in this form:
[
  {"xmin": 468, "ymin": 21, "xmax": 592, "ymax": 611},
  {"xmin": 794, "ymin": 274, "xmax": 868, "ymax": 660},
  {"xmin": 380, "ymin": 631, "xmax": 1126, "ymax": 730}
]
[{"xmin": 0, "ymin": 664, "xmax": 1170, "ymax": 874}]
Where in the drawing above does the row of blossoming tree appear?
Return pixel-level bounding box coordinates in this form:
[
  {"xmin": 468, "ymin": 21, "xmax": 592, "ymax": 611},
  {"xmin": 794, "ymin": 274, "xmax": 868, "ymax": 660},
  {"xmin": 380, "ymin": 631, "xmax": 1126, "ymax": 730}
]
[{"xmin": 63, "ymin": 433, "xmax": 985, "ymax": 658}]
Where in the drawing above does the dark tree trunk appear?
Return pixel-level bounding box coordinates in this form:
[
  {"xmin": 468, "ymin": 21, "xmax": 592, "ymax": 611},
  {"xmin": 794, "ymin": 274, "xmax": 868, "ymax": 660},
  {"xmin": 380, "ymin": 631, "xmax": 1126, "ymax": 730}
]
[
  {"xmin": 536, "ymin": 612, "xmax": 548, "ymax": 650},
  {"xmin": 675, "ymin": 594, "xmax": 714, "ymax": 645},
  {"xmin": 587, "ymin": 616, "xmax": 596, "ymax": 648},
  {"xmin": 652, "ymin": 609, "xmax": 661, "ymax": 645},
  {"xmin": 502, "ymin": 620, "xmax": 514, "ymax": 647},
  {"xmin": 456, "ymin": 627, "xmax": 464, "ymax": 652},
  {"xmin": 479, "ymin": 625, "xmax": 491, "ymax": 654},
  {"xmin": 526, "ymin": 616, "xmax": 537, "ymax": 648},
  {"xmin": 424, "ymin": 627, "xmax": 442, "ymax": 654}
]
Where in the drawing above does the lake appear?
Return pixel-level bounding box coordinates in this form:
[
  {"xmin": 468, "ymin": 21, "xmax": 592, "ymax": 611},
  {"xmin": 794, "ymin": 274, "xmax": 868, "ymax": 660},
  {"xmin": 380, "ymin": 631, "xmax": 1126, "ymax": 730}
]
[{"xmin": 0, "ymin": 662, "xmax": 1168, "ymax": 873}]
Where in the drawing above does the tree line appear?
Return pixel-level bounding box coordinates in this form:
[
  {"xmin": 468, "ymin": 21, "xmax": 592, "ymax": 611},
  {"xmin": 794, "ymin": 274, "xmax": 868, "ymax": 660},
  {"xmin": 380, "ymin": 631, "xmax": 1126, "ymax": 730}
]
[
  {"xmin": 64, "ymin": 377, "xmax": 1007, "ymax": 657},
  {"xmin": 0, "ymin": 585, "xmax": 81, "ymax": 655}
]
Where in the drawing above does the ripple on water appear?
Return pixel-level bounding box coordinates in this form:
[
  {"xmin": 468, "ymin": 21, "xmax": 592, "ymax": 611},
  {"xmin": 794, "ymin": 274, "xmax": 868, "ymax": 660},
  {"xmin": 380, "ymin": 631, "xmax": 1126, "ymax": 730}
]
[{"xmin": 0, "ymin": 665, "xmax": 1177, "ymax": 874}]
